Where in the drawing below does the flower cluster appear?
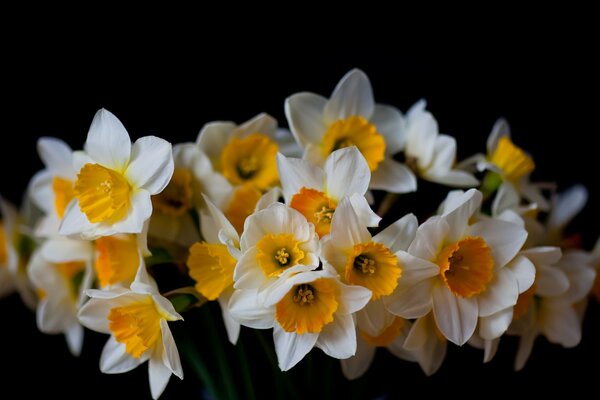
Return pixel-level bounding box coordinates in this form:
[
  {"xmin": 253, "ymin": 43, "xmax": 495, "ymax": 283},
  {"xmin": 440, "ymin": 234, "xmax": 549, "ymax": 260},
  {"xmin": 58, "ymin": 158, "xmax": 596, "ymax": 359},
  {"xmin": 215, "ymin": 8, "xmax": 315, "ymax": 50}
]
[{"xmin": 1, "ymin": 69, "xmax": 598, "ymax": 398}]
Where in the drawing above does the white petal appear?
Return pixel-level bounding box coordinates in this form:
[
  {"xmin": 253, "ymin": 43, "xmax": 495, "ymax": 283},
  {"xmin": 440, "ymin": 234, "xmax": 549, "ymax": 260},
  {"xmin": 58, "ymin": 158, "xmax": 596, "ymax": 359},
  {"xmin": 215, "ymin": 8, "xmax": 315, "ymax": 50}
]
[
  {"xmin": 341, "ymin": 337, "xmax": 375, "ymax": 380},
  {"xmin": 302, "ymin": 143, "xmax": 327, "ymax": 167},
  {"xmin": 100, "ymin": 336, "xmax": 146, "ymax": 374},
  {"xmin": 483, "ymin": 338, "xmax": 500, "ymax": 363},
  {"xmin": 519, "ymin": 181, "xmax": 550, "ymax": 212},
  {"xmin": 236, "ymin": 113, "xmax": 277, "ymax": 138},
  {"xmin": 329, "ymin": 197, "xmax": 371, "ymax": 249},
  {"xmin": 160, "ymin": 319, "xmax": 183, "ymax": 378},
  {"xmin": 432, "ymin": 285, "xmax": 478, "ymax": 345},
  {"xmin": 34, "ymin": 214, "xmax": 61, "ymax": 238},
  {"xmin": 337, "ymin": 281, "xmax": 372, "ymax": 315},
  {"xmin": 479, "ymin": 307, "xmax": 513, "ymax": 340},
  {"xmin": 540, "ymin": 302, "xmax": 581, "ymax": 347},
  {"xmin": 324, "ymin": 69, "xmax": 374, "ymax": 122},
  {"xmin": 548, "ymin": 184, "xmax": 588, "ymax": 231},
  {"xmin": 228, "ymin": 289, "xmax": 274, "ymax": 329},
  {"xmin": 325, "ymin": 147, "xmax": 370, "ymax": 200},
  {"xmin": 125, "ymin": 136, "xmax": 174, "ymax": 194},
  {"xmin": 373, "ymin": 213, "xmax": 418, "ymax": 253},
  {"xmin": 37, "ymin": 137, "xmax": 74, "ymax": 177},
  {"xmin": 487, "ymin": 118, "xmax": 511, "ymax": 155},
  {"xmin": 276, "ymin": 152, "xmax": 324, "ymax": 203},
  {"xmin": 371, "ymin": 104, "xmax": 405, "ymax": 154},
  {"xmin": 404, "ymin": 314, "xmax": 447, "ymax": 376},
  {"xmin": 84, "ymin": 109, "xmax": 131, "ymax": 170},
  {"xmin": 28, "ymin": 170, "xmax": 54, "ymax": 213},
  {"xmin": 149, "ymin": 355, "xmax": 172, "ymax": 400},
  {"xmin": 506, "ymin": 255, "xmax": 536, "ymax": 293},
  {"xmin": 40, "ymin": 238, "xmax": 93, "ymax": 263},
  {"xmin": 385, "ymin": 278, "xmax": 434, "ymax": 319},
  {"xmin": 284, "ymin": 92, "xmax": 328, "ymax": 146},
  {"xmin": 520, "ymin": 246, "xmax": 562, "ymax": 265},
  {"xmin": 233, "ymin": 247, "xmax": 264, "ymax": 290},
  {"xmin": 200, "ymin": 194, "xmax": 238, "ymax": 246},
  {"xmin": 196, "ymin": 121, "xmax": 236, "ymax": 166},
  {"xmin": 37, "ymin": 298, "xmax": 74, "ymax": 333},
  {"xmin": 218, "ymin": 290, "xmax": 241, "ymax": 345},
  {"xmin": 478, "ymin": 268, "xmax": 519, "ymax": 317},
  {"xmin": 369, "ymin": 159, "xmax": 417, "ymax": 194},
  {"xmin": 424, "ymin": 169, "xmax": 479, "ymax": 188},
  {"xmin": 395, "ymin": 251, "xmax": 440, "ymax": 286},
  {"xmin": 276, "ymin": 128, "xmax": 304, "ymax": 158},
  {"xmin": 316, "ymin": 314, "xmax": 357, "ymax": 359},
  {"xmin": 492, "ymin": 182, "xmax": 520, "ymax": 217},
  {"xmin": 355, "ymin": 299, "xmax": 391, "ymax": 336},
  {"xmin": 405, "ymin": 110, "xmax": 438, "ymax": 168},
  {"xmin": 468, "ymin": 219, "xmax": 527, "ymax": 268},
  {"xmin": 72, "ymin": 150, "xmax": 96, "ymax": 172},
  {"xmin": 59, "ymin": 201, "xmax": 100, "ymax": 238},
  {"xmin": 558, "ymin": 254, "xmax": 596, "ymax": 303},
  {"xmin": 65, "ymin": 324, "xmax": 84, "ymax": 357},
  {"xmin": 256, "ymin": 187, "xmax": 282, "ymax": 211},
  {"xmin": 441, "ymin": 189, "xmax": 482, "ymax": 243},
  {"xmin": 425, "ymin": 134, "xmax": 457, "ymax": 174},
  {"xmin": 77, "ymin": 298, "xmax": 114, "ymax": 334},
  {"xmin": 273, "ymin": 325, "xmax": 318, "ymax": 371},
  {"xmin": 349, "ymin": 193, "xmax": 381, "ymax": 227},
  {"xmin": 536, "ymin": 265, "xmax": 569, "ymax": 297},
  {"xmin": 407, "ymin": 217, "xmax": 449, "ymax": 262},
  {"xmin": 112, "ymin": 190, "xmax": 153, "ymax": 234},
  {"xmin": 515, "ymin": 329, "xmax": 536, "ymax": 371}
]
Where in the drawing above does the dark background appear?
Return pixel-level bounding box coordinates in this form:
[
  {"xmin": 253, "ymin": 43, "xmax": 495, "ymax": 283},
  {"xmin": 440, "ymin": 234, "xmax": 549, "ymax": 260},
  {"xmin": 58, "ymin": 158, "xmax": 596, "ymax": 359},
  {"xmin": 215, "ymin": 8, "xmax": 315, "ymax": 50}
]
[{"xmin": 2, "ymin": 39, "xmax": 598, "ymax": 398}]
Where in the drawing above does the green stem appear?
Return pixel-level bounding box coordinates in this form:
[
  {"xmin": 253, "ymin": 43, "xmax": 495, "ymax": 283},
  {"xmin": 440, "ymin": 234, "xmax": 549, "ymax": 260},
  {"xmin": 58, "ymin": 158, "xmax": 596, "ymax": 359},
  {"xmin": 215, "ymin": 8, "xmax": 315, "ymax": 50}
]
[
  {"xmin": 236, "ymin": 336, "xmax": 256, "ymax": 400},
  {"xmin": 178, "ymin": 330, "xmax": 219, "ymax": 399}
]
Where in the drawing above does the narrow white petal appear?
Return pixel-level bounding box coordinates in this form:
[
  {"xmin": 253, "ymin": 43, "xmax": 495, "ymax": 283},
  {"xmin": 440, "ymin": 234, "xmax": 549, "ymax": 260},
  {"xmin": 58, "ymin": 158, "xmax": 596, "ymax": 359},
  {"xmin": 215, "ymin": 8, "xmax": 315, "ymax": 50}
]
[
  {"xmin": 492, "ymin": 182, "xmax": 520, "ymax": 216},
  {"xmin": 424, "ymin": 169, "xmax": 479, "ymax": 188},
  {"xmin": 369, "ymin": 159, "xmax": 417, "ymax": 194},
  {"xmin": 483, "ymin": 338, "xmax": 500, "ymax": 363},
  {"xmin": 276, "ymin": 152, "xmax": 324, "ymax": 203},
  {"xmin": 125, "ymin": 136, "xmax": 174, "ymax": 194},
  {"xmin": 405, "ymin": 110, "xmax": 438, "ymax": 168},
  {"xmin": 100, "ymin": 336, "xmax": 146, "ymax": 374},
  {"xmin": 487, "ymin": 118, "xmax": 511, "ymax": 155},
  {"xmin": 324, "ymin": 69, "xmax": 375, "ymax": 122},
  {"xmin": 29, "ymin": 170, "xmax": 54, "ymax": 213},
  {"xmin": 196, "ymin": 121, "xmax": 236, "ymax": 166},
  {"xmin": 341, "ymin": 337, "xmax": 375, "ymax": 380},
  {"xmin": 442, "ymin": 189, "xmax": 482, "ymax": 243},
  {"xmin": 548, "ymin": 184, "xmax": 588, "ymax": 231},
  {"xmin": 160, "ymin": 320, "xmax": 183, "ymax": 378},
  {"xmin": 479, "ymin": 307, "xmax": 513, "ymax": 340},
  {"xmin": 200, "ymin": 194, "xmax": 238, "ymax": 246},
  {"xmin": 284, "ymin": 92, "xmax": 328, "ymax": 147},
  {"xmin": 37, "ymin": 137, "xmax": 75, "ymax": 177},
  {"xmin": 149, "ymin": 354, "xmax": 172, "ymax": 400},
  {"xmin": 316, "ymin": 314, "xmax": 357, "ymax": 359},
  {"xmin": 273, "ymin": 325, "xmax": 318, "ymax": 371},
  {"xmin": 432, "ymin": 285, "xmax": 478, "ymax": 345},
  {"xmin": 373, "ymin": 213, "xmax": 418, "ymax": 253},
  {"xmin": 218, "ymin": 291, "xmax": 241, "ymax": 345},
  {"xmin": 228, "ymin": 289, "xmax": 274, "ymax": 329},
  {"xmin": 233, "ymin": 247, "xmax": 265, "ymax": 290},
  {"xmin": 84, "ymin": 109, "xmax": 131, "ymax": 170},
  {"xmin": 506, "ymin": 255, "xmax": 536, "ymax": 293},
  {"xmin": 477, "ymin": 268, "xmax": 519, "ymax": 317},
  {"xmin": 468, "ymin": 219, "xmax": 527, "ymax": 268},
  {"xmin": 236, "ymin": 113, "xmax": 277, "ymax": 138},
  {"xmin": 515, "ymin": 329, "xmax": 536, "ymax": 371},
  {"xmin": 407, "ymin": 217, "xmax": 449, "ymax": 262},
  {"xmin": 540, "ymin": 302, "xmax": 581, "ymax": 347},
  {"xmin": 325, "ymin": 147, "xmax": 370, "ymax": 200},
  {"xmin": 111, "ymin": 190, "xmax": 153, "ymax": 234},
  {"xmin": 370, "ymin": 104, "xmax": 405, "ymax": 155},
  {"xmin": 536, "ymin": 265, "xmax": 569, "ymax": 297},
  {"xmin": 65, "ymin": 324, "xmax": 84, "ymax": 357},
  {"xmin": 337, "ymin": 281, "xmax": 372, "ymax": 315},
  {"xmin": 40, "ymin": 238, "xmax": 93, "ymax": 263},
  {"xmin": 349, "ymin": 193, "xmax": 381, "ymax": 227},
  {"xmin": 59, "ymin": 201, "xmax": 99, "ymax": 237},
  {"xmin": 385, "ymin": 278, "xmax": 434, "ymax": 319},
  {"xmin": 329, "ymin": 198, "xmax": 371, "ymax": 249}
]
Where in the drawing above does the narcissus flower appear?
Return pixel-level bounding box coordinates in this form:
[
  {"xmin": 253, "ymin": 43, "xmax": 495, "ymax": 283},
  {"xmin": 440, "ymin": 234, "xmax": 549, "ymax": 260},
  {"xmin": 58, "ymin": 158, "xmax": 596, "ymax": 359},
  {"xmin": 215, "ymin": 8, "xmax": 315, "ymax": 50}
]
[
  {"xmin": 27, "ymin": 237, "xmax": 93, "ymax": 355},
  {"xmin": 385, "ymin": 189, "xmax": 531, "ymax": 345},
  {"xmin": 78, "ymin": 267, "xmax": 183, "ymax": 399},
  {"xmin": 60, "ymin": 109, "xmax": 174, "ymax": 239},
  {"xmin": 28, "ymin": 137, "xmax": 77, "ymax": 236},
  {"xmin": 277, "ymin": 146, "xmax": 380, "ymax": 237},
  {"xmin": 285, "ymin": 69, "xmax": 416, "ymax": 193},
  {"xmin": 229, "ymin": 264, "xmax": 371, "ymax": 371}
]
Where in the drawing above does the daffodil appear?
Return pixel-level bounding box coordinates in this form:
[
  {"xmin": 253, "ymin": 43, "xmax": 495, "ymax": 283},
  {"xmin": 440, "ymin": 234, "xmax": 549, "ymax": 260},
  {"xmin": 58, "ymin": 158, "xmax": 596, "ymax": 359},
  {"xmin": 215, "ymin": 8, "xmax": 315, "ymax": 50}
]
[
  {"xmin": 197, "ymin": 113, "xmax": 280, "ymax": 191},
  {"xmin": 233, "ymin": 202, "xmax": 320, "ymax": 297},
  {"xmin": 277, "ymin": 147, "xmax": 380, "ymax": 237},
  {"xmin": 285, "ymin": 69, "xmax": 416, "ymax": 193},
  {"xmin": 149, "ymin": 143, "xmax": 232, "ymax": 246},
  {"xmin": 28, "ymin": 137, "xmax": 77, "ymax": 236},
  {"xmin": 229, "ymin": 264, "xmax": 372, "ymax": 370},
  {"xmin": 27, "ymin": 237, "xmax": 93, "ymax": 355},
  {"xmin": 60, "ymin": 109, "xmax": 174, "ymax": 240},
  {"xmin": 402, "ymin": 100, "xmax": 479, "ymax": 187},
  {"xmin": 94, "ymin": 233, "xmax": 144, "ymax": 289},
  {"xmin": 402, "ymin": 312, "xmax": 448, "ymax": 376},
  {"xmin": 508, "ymin": 247, "xmax": 595, "ymax": 370},
  {"xmin": 385, "ymin": 189, "xmax": 532, "ymax": 345},
  {"xmin": 78, "ymin": 266, "xmax": 183, "ymax": 399}
]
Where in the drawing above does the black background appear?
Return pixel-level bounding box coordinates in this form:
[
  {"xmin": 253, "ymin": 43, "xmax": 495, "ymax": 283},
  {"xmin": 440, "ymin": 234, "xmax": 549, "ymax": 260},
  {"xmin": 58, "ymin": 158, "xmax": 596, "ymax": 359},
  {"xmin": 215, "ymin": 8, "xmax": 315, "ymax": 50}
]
[{"xmin": 2, "ymin": 38, "xmax": 599, "ymax": 398}]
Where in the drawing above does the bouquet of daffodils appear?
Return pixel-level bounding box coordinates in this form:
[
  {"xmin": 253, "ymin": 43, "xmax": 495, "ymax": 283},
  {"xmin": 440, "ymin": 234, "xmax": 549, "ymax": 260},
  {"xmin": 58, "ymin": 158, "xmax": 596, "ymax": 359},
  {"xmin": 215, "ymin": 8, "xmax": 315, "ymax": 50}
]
[{"xmin": 1, "ymin": 69, "xmax": 598, "ymax": 399}]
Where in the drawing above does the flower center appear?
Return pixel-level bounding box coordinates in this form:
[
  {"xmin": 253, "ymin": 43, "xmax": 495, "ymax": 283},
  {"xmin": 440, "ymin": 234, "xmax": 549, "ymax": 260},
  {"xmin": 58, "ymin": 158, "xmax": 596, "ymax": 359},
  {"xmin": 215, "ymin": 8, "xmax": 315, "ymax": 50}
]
[
  {"xmin": 108, "ymin": 297, "xmax": 162, "ymax": 358},
  {"xmin": 359, "ymin": 317, "xmax": 405, "ymax": 347},
  {"xmin": 0, "ymin": 222, "xmax": 7, "ymax": 266},
  {"xmin": 256, "ymin": 233, "xmax": 305, "ymax": 277},
  {"xmin": 322, "ymin": 115, "xmax": 385, "ymax": 171},
  {"xmin": 221, "ymin": 133, "xmax": 279, "ymax": 190},
  {"xmin": 94, "ymin": 235, "xmax": 139, "ymax": 288},
  {"xmin": 437, "ymin": 236, "xmax": 494, "ymax": 298},
  {"xmin": 225, "ymin": 183, "xmax": 263, "ymax": 234},
  {"xmin": 345, "ymin": 242, "xmax": 401, "ymax": 300},
  {"xmin": 275, "ymin": 278, "xmax": 339, "ymax": 334},
  {"xmin": 290, "ymin": 187, "xmax": 337, "ymax": 237},
  {"xmin": 187, "ymin": 242, "xmax": 236, "ymax": 301},
  {"xmin": 74, "ymin": 163, "xmax": 131, "ymax": 224},
  {"xmin": 152, "ymin": 168, "xmax": 193, "ymax": 217},
  {"xmin": 56, "ymin": 261, "xmax": 86, "ymax": 301},
  {"xmin": 489, "ymin": 136, "xmax": 535, "ymax": 182},
  {"xmin": 52, "ymin": 177, "xmax": 75, "ymax": 219},
  {"xmin": 513, "ymin": 283, "xmax": 537, "ymax": 320}
]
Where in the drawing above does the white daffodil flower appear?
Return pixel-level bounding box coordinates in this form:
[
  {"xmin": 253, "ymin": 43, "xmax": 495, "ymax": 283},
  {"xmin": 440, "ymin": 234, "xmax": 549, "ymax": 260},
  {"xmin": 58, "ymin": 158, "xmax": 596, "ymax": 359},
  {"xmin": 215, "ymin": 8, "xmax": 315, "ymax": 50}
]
[
  {"xmin": 402, "ymin": 312, "xmax": 448, "ymax": 376},
  {"xmin": 78, "ymin": 266, "xmax": 183, "ymax": 399},
  {"xmin": 285, "ymin": 69, "xmax": 416, "ymax": 194},
  {"xmin": 27, "ymin": 237, "xmax": 94, "ymax": 355},
  {"xmin": 0, "ymin": 196, "xmax": 36, "ymax": 308},
  {"xmin": 402, "ymin": 100, "xmax": 478, "ymax": 188},
  {"xmin": 60, "ymin": 109, "xmax": 174, "ymax": 240},
  {"xmin": 385, "ymin": 189, "xmax": 533, "ymax": 345},
  {"xmin": 28, "ymin": 137, "xmax": 77, "ymax": 237},
  {"xmin": 277, "ymin": 146, "xmax": 380, "ymax": 238},
  {"xmin": 229, "ymin": 264, "xmax": 371, "ymax": 371},
  {"xmin": 509, "ymin": 248, "xmax": 595, "ymax": 370},
  {"xmin": 233, "ymin": 203, "xmax": 319, "ymax": 298},
  {"xmin": 149, "ymin": 143, "xmax": 232, "ymax": 247}
]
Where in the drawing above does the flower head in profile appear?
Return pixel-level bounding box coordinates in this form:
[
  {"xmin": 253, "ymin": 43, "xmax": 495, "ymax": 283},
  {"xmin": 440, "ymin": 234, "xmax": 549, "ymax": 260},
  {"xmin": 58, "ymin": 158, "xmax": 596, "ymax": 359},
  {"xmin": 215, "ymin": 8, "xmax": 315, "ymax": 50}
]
[
  {"xmin": 60, "ymin": 109, "xmax": 174, "ymax": 240},
  {"xmin": 385, "ymin": 189, "xmax": 532, "ymax": 345},
  {"xmin": 229, "ymin": 265, "xmax": 371, "ymax": 371},
  {"xmin": 28, "ymin": 237, "xmax": 94, "ymax": 355},
  {"xmin": 277, "ymin": 146, "xmax": 380, "ymax": 237},
  {"xmin": 285, "ymin": 69, "xmax": 417, "ymax": 193},
  {"xmin": 78, "ymin": 266, "xmax": 182, "ymax": 399},
  {"xmin": 28, "ymin": 137, "xmax": 77, "ymax": 236}
]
